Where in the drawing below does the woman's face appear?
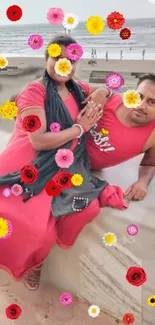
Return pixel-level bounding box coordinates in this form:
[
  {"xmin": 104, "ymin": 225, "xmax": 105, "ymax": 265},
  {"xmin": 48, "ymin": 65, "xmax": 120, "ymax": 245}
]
[{"xmin": 46, "ymin": 45, "xmax": 77, "ymax": 84}]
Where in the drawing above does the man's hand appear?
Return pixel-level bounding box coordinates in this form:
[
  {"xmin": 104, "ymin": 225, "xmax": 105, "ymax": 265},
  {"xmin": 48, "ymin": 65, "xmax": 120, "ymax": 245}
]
[
  {"xmin": 82, "ymin": 87, "xmax": 109, "ymax": 105},
  {"xmin": 124, "ymin": 181, "xmax": 147, "ymax": 201}
]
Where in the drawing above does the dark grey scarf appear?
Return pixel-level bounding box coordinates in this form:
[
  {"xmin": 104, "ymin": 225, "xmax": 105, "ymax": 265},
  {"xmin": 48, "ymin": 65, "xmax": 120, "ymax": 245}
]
[{"xmin": 0, "ymin": 70, "xmax": 108, "ymax": 218}]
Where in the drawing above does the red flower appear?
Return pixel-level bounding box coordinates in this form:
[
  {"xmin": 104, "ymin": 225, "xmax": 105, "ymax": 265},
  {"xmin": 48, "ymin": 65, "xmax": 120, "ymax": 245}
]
[
  {"xmin": 5, "ymin": 304, "xmax": 22, "ymax": 320},
  {"xmin": 126, "ymin": 266, "xmax": 147, "ymax": 287},
  {"xmin": 106, "ymin": 11, "xmax": 125, "ymax": 30},
  {"xmin": 123, "ymin": 313, "xmax": 134, "ymax": 324},
  {"xmin": 6, "ymin": 5, "xmax": 23, "ymax": 22},
  {"xmin": 22, "ymin": 114, "xmax": 41, "ymax": 132},
  {"xmin": 120, "ymin": 28, "xmax": 131, "ymax": 40},
  {"xmin": 54, "ymin": 171, "xmax": 73, "ymax": 189},
  {"xmin": 45, "ymin": 180, "xmax": 62, "ymax": 196},
  {"xmin": 20, "ymin": 164, "xmax": 38, "ymax": 184}
]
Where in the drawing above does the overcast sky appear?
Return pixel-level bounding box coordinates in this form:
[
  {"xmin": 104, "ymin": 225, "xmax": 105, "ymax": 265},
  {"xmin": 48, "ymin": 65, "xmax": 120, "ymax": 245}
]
[{"xmin": 1, "ymin": 0, "xmax": 155, "ymax": 25}]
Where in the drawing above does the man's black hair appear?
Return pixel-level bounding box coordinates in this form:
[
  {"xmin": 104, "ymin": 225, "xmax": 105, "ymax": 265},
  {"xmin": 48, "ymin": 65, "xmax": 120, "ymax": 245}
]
[{"xmin": 137, "ymin": 73, "xmax": 155, "ymax": 86}]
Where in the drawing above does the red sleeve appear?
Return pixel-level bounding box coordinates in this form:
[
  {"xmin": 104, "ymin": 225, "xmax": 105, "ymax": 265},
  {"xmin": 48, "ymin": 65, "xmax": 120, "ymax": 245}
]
[
  {"xmin": 16, "ymin": 82, "xmax": 46, "ymax": 114},
  {"xmin": 76, "ymin": 80, "xmax": 93, "ymax": 97}
]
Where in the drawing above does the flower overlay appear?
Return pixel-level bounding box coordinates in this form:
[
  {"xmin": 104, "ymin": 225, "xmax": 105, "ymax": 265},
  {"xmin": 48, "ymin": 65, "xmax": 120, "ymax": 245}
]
[
  {"xmin": 2, "ymin": 188, "xmax": 11, "ymax": 198},
  {"xmin": 50, "ymin": 122, "xmax": 61, "ymax": 132},
  {"xmin": 47, "ymin": 8, "xmax": 64, "ymax": 25},
  {"xmin": 55, "ymin": 171, "xmax": 73, "ymax": 189},
  {"xmin": 28, "ymin": 34, "xmax": 44, "ymax": 50},
  {"xmin": 123, "ymin": 90, "xmax": 141, "ymax": 108},
  {"xmin": 71, "ymin": 174, "xmax": 83, "ymax": 186},
  {"xmin": 67, "ymin": 43, "xmax": 83, "ymax": 61},
  {"xmin": 11, "ymin": 184, "xmax": 23, "ymax": 196},
  {"xmin": 127, "ymin": 224, "xmax": 139, "ymax": 236},
  {"xmin": 126, "ymin": 266, "xmax": 147, "ymax": 287},
  {"xmin": 123, "ymin": 313, "xmax": 135, "ymax": 324},
  {"xmin": 0, "ymin": 101, "xmax": 18, "ymax": 120},
  {"xmin": 99, "ymin": 128, "xmax": 109, "ymax": 136},
  {"xmin": 86, "ymin": 16, "xmax": 105, "ymax": 35},
  {"xmin": 120, "ymin": 28, "xmax": 131, "ymax": 40},
  {"xmin": 55, "ymin": 149, "xmax": 74, "ymax": 168},
  {"xmin": 88, "ymin": 305, "xmax": 100, "ymax": 318},
  {"xmin": 22, "ymin": 114, "xmax": 41, "ymax": 132},
  {"xmin": 148, "ymin": 295, "xmax": 155, "ymax": 306},
  {"xmin": 20, "ymin": 164, "xmax": 38, "ymax": 184},
  {"xmin": 105, "ymin": 72, "xmax": 124, "ymax": 90},
  {"xmin": 60, "ymin": 292, "xmax": 73, "ymax": 305},
  {"xmin": 106, "ymin": 11, "xmax": 125, "ymax": 30},
  {"xmin": 62, "ymin": 13, "xmax": 79, "ymax": 30},
  {"xmin": 47, "ymin": 44, "xmax": 61, "ymax": 57},
  {"xmin": 45, "ymin": 180, "xmax": 62, "ymax": 196},
  {"xmin": 0, "ymin": 218, "xmax": 13, "ymax": 239},
  {"xmin": 5, "ymin": 304, "xmax": 22, "ymax": 320},
  {"xmin": 6, "ymin": 5, "xmax": 23, "ymax": 22},
  {"xmin": 102, "ymin": 232, "xmax": 117, "ymax": 246},
  {"xmin": 55, "ymin": 58, "xmax": 72, "ymax": 77},
  {"xmin": 0, "ymin": 57, "xmax": 8, "ymax": 69}
]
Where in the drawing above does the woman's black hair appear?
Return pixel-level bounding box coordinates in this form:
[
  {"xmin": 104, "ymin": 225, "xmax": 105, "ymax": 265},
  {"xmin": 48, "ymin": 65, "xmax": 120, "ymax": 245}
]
[{"xmin": 45, "ymin": 33, "xmax": 77, "ymax": 61}]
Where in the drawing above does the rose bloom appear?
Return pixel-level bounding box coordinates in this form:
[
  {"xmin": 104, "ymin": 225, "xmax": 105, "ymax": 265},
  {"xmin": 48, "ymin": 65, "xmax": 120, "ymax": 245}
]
[
  {"xmin": 22, "ymin": 114, "xmax": 41, "ymax": 132},
  {"xmin": 5, "ymin": 304, "xmax": 22, "ymax": 320},
  {"xmin": 54, "ymin": 171, "xmax": 73, "ymax": 189},
  {"xmin": 126, "ymin": 266, "xmax": 147, "ymax": 287},
  {"xmin": 20, "ymin": 164, "xmax": 38, "ymax": 184},
  {"xmin": 45, "ymin": 179, "xmax": 62, "ymax": 196}
]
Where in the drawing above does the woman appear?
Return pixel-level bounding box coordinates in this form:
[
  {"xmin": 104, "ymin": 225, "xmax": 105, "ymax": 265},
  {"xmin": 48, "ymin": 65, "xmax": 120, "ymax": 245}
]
[{"xmin": 0, "ymin": 34, "xmax": 127, "ymax": 290}]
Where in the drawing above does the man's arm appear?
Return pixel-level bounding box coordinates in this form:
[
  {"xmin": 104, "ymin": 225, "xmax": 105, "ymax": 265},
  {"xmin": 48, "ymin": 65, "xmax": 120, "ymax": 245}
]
[{"xmin": 138, "ymin": 145, "xmax": 155, "ymax": 185}]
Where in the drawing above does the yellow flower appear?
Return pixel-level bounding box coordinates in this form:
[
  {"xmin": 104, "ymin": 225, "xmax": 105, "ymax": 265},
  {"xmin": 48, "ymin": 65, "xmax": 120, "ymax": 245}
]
[
  {"xmin": 148, "ymin": 296, "xmax": 155, "ymax": 306},
  {"xmin": 0, "ymin": 218, "xmax": 8, "ymax": 239},
  {"xmin": 47, "ymin": 44, "xmax": 61, "ymax": 57},
  {"xmin": 99, "ymin": 128, "xmax": 109, "ymax": 136},
  {"xmin": 71, "ymin": 174, "xmax": 83, "ymax": 186},
  {"xmin": 0, "ymin": 57, "xmax": 8, "ymax": 69},
  {"xmin": 86, "ymin": 16, "xmax": 105, "ymax": 35},
  {"xmin": 54, "ymin": 58, "xmax": 72, "ymax": 77},
  {"xmin": 0, "ymin": 101, "xmax": 18, "ymax": 120},
  {"xmin": 123, "ymin": 89, "xmax": 141, "ymax": 108},
  {"xmin": 102, "ymin": 232, "xmax": 117, "ymax": 246}
]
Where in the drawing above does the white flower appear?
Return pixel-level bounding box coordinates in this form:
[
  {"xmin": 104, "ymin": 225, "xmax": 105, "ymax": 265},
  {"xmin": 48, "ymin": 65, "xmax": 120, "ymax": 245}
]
[
  {"xmin": 62, "ymin": 13, "xmax": 79, "ymax": 30},
  {"xmin": 54, "ymin": 58, "xmax": 72, "ymax": 77},
  {"xmin": 102, "ymin": 232, "xmax": 117, "ymax": 246},
  {"xmin": 88, "ymin": 305, "xmax": 100, "ymax": 318}
]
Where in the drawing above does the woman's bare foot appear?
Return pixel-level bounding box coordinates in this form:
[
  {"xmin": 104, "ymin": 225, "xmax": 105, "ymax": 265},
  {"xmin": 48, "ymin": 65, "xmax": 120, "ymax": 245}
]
[{"xmin": 23, "ymin": 264, "xmax": 43, "ymax": 291}]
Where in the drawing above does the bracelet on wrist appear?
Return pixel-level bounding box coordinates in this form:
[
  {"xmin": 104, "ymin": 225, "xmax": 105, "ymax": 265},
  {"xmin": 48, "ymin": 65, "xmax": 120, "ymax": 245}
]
[{"xmin": 72, "ymin": 123, "xmax": 84, "ymax": 138}]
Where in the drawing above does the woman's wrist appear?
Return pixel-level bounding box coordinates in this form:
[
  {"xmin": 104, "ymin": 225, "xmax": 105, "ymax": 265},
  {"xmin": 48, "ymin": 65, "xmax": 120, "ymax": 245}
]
[{"xmin": 72, "ymin": 123, "xmax": 85, "ymax": 138}]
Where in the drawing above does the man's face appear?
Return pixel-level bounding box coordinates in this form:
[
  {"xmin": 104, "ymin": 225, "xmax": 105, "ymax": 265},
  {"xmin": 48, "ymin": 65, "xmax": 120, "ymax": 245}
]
[{"xmin": 130, "ymin": 80, "xmax": 155, "ymax": 125}]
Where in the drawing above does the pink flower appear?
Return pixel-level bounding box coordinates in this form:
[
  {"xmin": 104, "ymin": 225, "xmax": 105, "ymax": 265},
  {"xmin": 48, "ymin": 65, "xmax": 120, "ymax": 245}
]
[
  {"xmin": 11, "ymin": 184, "xmax": 23, "ymax": 196},
  {"xmin": 60, "ymin": 292, "xmax": 73, "ymax": 305},
  {"xmin": 1, "ymin": 220, "xmax": 13, "ymax": 240},
  {"xmin": 2, "ymin": 188, "xmax": 11, "ymax": 198},
  {"xmin": 28, "ymin": 34, "xmax": 44, "ymax": 50},
  {"xmin": 67, "ymin": 43, "xmax": 84, "ymax": 61},
  {"xmin": 47, "ymin": 8, "xmax": 64, "ymax": 25},
  {"xmin": 127, "ymin": 224, "xmax": 139, "ymax": 236},
  {"xmin": 55, "ymin": 149, "xmax": 74, "ymax": 168},
  {"xmin": 50, "ymin": 122, "xmax": 61, "ymax": 132},
  {"xmin": 105, "ymin": 72, "xmax": 124, "ymax": 90}
]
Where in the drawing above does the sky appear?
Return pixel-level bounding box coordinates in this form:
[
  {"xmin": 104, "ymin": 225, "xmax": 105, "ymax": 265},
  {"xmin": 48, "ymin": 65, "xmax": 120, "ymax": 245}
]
[{"xmin": 1, "ymin": 0, "xmax": 155, "ymax": 25}]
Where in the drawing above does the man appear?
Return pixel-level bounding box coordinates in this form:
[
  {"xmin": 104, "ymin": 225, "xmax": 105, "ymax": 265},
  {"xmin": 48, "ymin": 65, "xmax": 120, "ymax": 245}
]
[{"xmin": 83, "ymin": 73, "xmax": 155, "ymax": 201}]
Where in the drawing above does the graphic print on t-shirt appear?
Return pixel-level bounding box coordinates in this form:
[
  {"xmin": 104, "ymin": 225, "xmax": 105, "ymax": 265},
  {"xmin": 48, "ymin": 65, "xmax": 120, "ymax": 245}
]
[{"xmin": 89, "ymin": 124, "xmax": 115, "ymax": 152}]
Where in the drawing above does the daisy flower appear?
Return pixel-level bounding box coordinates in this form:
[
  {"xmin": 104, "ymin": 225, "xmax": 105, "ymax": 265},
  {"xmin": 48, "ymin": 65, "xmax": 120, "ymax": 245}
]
[
  {"xmin": 2, "ymin": 188, "xmax": 11, "ymax": 198},
  {"xmin": 47, "ymin": 8, "xmax": 64, "ymax": 25},
  {"xmin": 88, "ymin": 305, "xmax": 100, "ymax": 318},
  {"xmin": 55, "ymin": 148, "xmax": 74, "ymax": 168},
  {"xmin": 106, "ymin": 11, "xmax": 125, "ymax": 30},
  {"xmin": 50, "ymin": 122, "xmax": 60, "ymax": 132},
  {"xmin": 127, "ymin": 224, "xmax": 139, "ymax": 236},
  {"xmin": 28, "ymin": 34, "xmax": 44, "ymax": 50},
  {"xmin": 123, "ymin": 90, "xmax": 141, "ymax": 108},
  {"xmin": 62, "ymin": 13, "xmax": 79, "ymax": 30},
  {"xmin": 105, "ymin": 72, "xmax": 124, "ymax": 90},
  {"xmin": 6, "ymin": 5, "xmax": 23, "ymax": 22},
  {"xmin": 47, "ymin": 44, "xmax": 61, "ymax": 58},
  {"xmin": 0, "ymin": 101, "xmax": 18, "ymax": 120},
  {"xmin": 102, "ymin": 232, "xmax": 117, "ymax": 246},
  {"xmin": 0, "ymin": 57, "xmax": 8, "ymax": 69},
  {"xmin": 11, "ymin": 184, "xmax": 23, "ymax": 196},
  {"xmin": 123, "ymin": 313, "xmax": 134, "ymax": 324},
  {"xmin": 0, "ymin": 218, "xmax": 13, "ymax": 239},
  {"xmin": 86, "ymin": 16, "xmax": 105, "ymax": 35},
  {"xmin": 71, "ymin": 174, "xmax": 83, "ymax": 186},
  {"xmin": 148, "ymin": 295, "xmax": 155, "ymax": 306},
  {"xmin": 67, "ymin": 43, "xmax": 83, "ymax": 61},
  {"xmin": 120, "ymin": 28, "xmax": 131, "ymax": 40},
  {"xmin": 60, "ymin": 292, "xmax": 73, "ymax": 305},
  {"xmin": 55, "ymin": 58, "xmax": 72, "ymax": 77}
]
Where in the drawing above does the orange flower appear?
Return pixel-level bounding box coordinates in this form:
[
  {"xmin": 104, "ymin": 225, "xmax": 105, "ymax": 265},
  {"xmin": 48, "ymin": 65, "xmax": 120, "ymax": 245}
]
[{"xmin": 106, "ymin": 11, "xmax": 125, "ymax": 30}]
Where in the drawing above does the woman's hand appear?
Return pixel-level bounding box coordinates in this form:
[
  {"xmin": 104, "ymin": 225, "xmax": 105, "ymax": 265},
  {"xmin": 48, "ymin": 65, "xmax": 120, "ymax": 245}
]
[
  {"xmin": 76, "ymin": 101, "xmax": 103, "ymax": 132},
  {"xmin": 82, "ymin": 87, "xmax": 110, "ymax": 106}
]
